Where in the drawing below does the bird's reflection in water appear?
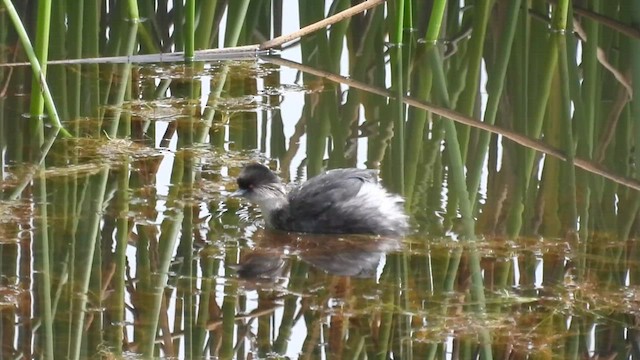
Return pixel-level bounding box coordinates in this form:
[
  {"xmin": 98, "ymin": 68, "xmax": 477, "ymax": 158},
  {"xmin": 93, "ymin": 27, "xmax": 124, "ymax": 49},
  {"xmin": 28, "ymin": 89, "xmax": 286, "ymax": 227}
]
[{"xmin": 231, "ymin": 229, "xmax": 402, "ymax": 283}]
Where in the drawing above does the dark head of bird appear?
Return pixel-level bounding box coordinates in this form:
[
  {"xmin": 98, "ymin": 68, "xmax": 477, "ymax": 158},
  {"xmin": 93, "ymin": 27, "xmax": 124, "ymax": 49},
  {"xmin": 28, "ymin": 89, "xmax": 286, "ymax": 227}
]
[{"xmin": 232, "ymin": 163, "xmax": 287, "ymax": 211}]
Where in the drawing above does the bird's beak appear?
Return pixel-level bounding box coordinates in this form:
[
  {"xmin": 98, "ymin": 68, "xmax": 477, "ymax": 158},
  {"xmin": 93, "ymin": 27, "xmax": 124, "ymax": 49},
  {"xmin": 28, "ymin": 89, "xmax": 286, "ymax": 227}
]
[{"xmin": 231, "ymin": 189, "xmax": 247, "ymax": 198}]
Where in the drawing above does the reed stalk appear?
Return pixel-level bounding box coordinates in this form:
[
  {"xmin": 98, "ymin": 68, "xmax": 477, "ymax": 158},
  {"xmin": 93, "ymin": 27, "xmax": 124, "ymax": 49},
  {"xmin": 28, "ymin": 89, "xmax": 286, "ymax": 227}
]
[
  {"xmin": 631, "ymin": 0, "xmax": 640, "ymax": 154},
  {"xmin": 105, "ymin": 2, "xmax": 139, "ymax": 137},
  {"xmin": 540, "ymin": 70, "xmax": 563, "ymax": 236},
  {"xmin": 83, "ymin": 0, "xmax": 100, "ymax": 129},
  {"xmin": 424, "ymin": 0, "xmax": 446, "ymax": 41},
  {"xmin": 49, "ymin": 0, "xmax": 67, "ymax": 121},
  {"xmin": 185, "ymin": 0, "xmax": 195, "ymax": 58},
  {"xmin": 557, "ymin": 33, "xmax": 577, "ymax": 230},
  {"xmin": 225, "ymin": 0, "xmax": 251, "ymax": 47},
  {"xmin": 404, "ymin": 0, "xmax": 445, "ymax": 206},
  {"xmin": 455, "ymin": 0, "xmax": 491, "ymax": 162},
  {"xmin": 28, "ymin": 0, "xmax": 51, "ymax": 119},
  {"xmin": 392, "ymin": 0, "xmax": 404, "ymax": 45},
  {"xmin": 2, "ymin": 0, "xmax": 68, "ymax": 135},
  {"xmin": 389, "ymin": 46, "xmax": 405, "ymax": 194},
  {"xmin": 421, "ymin": 44, "xmax": 493, "ymax": 357},
  {"xmin": 467, "ymin": 0, "xmax": 522, "ymax": 206},
  {"xmin": 508, "ymin": 27, "xmax": 559, "ymax": 237},
  {"xmin": 195, "ymin": 0, "xmax": 218, "ymax": 49}
]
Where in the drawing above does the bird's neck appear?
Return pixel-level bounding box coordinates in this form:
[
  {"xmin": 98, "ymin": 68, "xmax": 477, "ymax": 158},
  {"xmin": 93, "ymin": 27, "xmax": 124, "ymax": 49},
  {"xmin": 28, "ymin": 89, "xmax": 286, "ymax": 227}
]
[{"xmin": 258, "ymin": 196, "xmax": 288, "ymax": 228}]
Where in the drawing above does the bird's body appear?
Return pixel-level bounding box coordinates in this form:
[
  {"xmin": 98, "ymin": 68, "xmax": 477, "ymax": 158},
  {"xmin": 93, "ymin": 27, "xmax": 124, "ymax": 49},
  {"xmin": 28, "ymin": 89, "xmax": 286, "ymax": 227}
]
[{"xmin": 234, "ymin": 164, "xmax": 409, "ymax": 236}]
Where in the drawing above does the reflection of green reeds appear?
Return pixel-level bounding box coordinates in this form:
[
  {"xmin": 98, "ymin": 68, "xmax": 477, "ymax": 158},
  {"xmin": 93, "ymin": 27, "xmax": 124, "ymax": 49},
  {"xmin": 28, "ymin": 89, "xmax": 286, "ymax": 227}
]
[
  {"xmin": 137, "ymin": 157, "xmax": 185, "ymax": 356},
  {"xmin": 219, "ymin": 217, "xmax": 240, "ymax": 359},
  {"xmin": 34, "ymin": 171, "xmax": 54, "ymax": 359},
  {"xmin": 105, "ymin": 163, "xmax": 129, "ymax": 355},
  {"xmin": 68, "ymin": 169, "xmax": 108, "ymax": 360},
  {"xmin": 375, "ymin": 258, "xmax": 395, "ymax": 360}
]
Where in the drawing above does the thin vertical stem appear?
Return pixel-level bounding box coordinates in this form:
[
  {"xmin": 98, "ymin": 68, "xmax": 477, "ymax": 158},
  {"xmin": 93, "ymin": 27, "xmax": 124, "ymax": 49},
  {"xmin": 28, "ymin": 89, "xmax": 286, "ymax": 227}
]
[
  {"xmin": 1, "ymin": 0, "xmax": 68, "ymax": 135},
  {"xmin": 29, "ymin": 0, "xmax": 52, "ymax": 119},
  {"xmin": 185, "ymin": 0, "xmax": 195, "ymax": 58}
]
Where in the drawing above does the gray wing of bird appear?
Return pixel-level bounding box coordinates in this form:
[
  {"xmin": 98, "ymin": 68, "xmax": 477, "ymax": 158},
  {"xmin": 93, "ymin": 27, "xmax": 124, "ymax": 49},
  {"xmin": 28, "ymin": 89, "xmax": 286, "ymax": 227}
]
[{"xmin": 280, "ymin": 169, "xmax": 379, "ymax": 232}]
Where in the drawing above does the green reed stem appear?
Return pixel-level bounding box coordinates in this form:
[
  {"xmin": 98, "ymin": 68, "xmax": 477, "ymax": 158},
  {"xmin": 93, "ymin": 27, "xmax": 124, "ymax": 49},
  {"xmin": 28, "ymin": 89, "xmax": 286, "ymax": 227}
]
[
  {"xmin": 134, "ymin": 12, "xmax": 159, "ymax": 53},
  {"xmin": 84, "ymin": 0, "xmax": 100, "ymax": 128},
  {"xmin": 631, "ymin": 1, "xmax": 640, "ymax": 158},
  {"xmin": 564, "ymin": 21, "xmax": 591, "ymax": 245},
  {"xmin": 28, "ymin": 0, "xmax": 51, "ymax": 118},
  {"xmin": 404, "ymin": 56, "xmax": 433, "ymax": 207},
  {"xmin": 49, "ymin": 0, "xmax": 67, "ymax": 121},
  {"xmin": 508, "ymin": 28, "xmax": 559, "ymax": 237},
  {"xmin": 427, "ymin": 45, "xmax": 493, "ymax": 359},
  {"xmin": 552, "ymin": 0, "xmax": 570, "ymax": 31},
  {"xmin": 455, "ymin": 0, "xmax": 491, "ymax": 161},
  {"xmin": 125, "ymin": 0, "xmax": 140, "ymax": 19},
  {"xmin": 66, "ymin": 0, "xmax": 83, "ymax": 128},
  {"xmin": 328, "ymin": 0, "xmax": 349, "ymax": 72},
  {"xmin": 404, "ymin": 1, "xmax": 446, "ymax": 206},
  {"xmin": 185, "ymin": 0, "xmax": 195, "ymax": 58},
  {"xmin": 105, "ymin": 7, "xmax": 139, "ymax": 137},
  {"xmin": 557, "ymin": 33, "xmax": 577, "ymax": 229},
  {"xmin": 198, "ymin": 0, "xmax": 249, "ymax": 143},
  {"xmin": 425, "ymin": 0, "xmax": 446, "ymax": 41},
  {"xmin": 468, "ymin": 0, "xmax": 521, "ymax": 206},
  {"xmin": 196, "ymin": 0, "xmax": 218, "ymax": 49},
  {"xmin": 619, "ymin": 1, "xmax": 640, "ymax": 243},
  {"xmin": 2, "ymin": 0, "xmax": 69, "ymax": 136},
  {"xmin": 390, "ymin": 46, "xmax": 405, "ymax": 194},
  {"xmin": 581, "ymin": 0, "xmax": 600, "ymax": 160},
  {"xmin": 225, "ymin": 0, "xmax": 251, "ymax": 47},
  {"xmin": 541, "ymin": 70, "xmax": 563, "ymax": 235},
  {"xmin": 392, "ymin": 0, "xmax": 404, "ymax": 45}
]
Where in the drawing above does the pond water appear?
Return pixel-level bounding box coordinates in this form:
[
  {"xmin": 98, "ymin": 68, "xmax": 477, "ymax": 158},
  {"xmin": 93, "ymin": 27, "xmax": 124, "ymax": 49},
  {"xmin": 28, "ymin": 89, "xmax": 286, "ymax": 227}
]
[{"xmin": 2, "ymin": 1, "xmax": 640, "ymax": 359}]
